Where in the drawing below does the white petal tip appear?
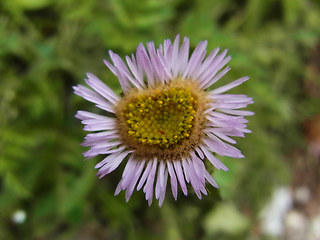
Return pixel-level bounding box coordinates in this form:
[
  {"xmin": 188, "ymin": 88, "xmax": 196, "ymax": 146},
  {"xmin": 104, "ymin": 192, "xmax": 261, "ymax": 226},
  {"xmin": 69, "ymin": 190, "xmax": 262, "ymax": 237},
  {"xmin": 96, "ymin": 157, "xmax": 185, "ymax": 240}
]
[{"xmin": 86, "ymin": 72, "xmax": 93, "ymax": 78}]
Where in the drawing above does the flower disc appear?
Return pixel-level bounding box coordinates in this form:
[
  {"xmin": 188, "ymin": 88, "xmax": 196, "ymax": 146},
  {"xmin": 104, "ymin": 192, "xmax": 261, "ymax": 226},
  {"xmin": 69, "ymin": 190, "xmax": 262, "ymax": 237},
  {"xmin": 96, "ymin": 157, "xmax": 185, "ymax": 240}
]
[{"xmin": 115, "ymin": 80, "xmax": 208, "ymax": 161}]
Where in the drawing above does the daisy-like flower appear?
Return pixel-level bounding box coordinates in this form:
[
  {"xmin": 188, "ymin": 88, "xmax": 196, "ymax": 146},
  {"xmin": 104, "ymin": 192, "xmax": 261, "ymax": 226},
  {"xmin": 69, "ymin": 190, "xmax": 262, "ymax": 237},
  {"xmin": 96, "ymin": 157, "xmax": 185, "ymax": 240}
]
[{"xmin": 74, "ymin": 35, "xmax": 254, "ymax": 206}]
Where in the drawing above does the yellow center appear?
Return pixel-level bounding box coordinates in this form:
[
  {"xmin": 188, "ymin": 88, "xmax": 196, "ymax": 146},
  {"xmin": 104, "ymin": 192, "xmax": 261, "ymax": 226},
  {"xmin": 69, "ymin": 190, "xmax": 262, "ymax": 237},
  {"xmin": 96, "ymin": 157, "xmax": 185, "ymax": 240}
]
[
  {"xmin": 122, "ymin": 87, "xmax": 198, "ymax": 148},
  {"xmin": 115, "ymin": 80, "xmax": 208, "ymax": 161}
]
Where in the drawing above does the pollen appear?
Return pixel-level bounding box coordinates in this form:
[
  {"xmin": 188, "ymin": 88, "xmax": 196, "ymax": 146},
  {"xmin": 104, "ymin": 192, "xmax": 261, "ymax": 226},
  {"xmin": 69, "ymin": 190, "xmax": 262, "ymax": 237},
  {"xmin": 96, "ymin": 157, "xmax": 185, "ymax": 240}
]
[{"xmin": 121, "ymin": 86, "xmax": 198, "ymax": 149}]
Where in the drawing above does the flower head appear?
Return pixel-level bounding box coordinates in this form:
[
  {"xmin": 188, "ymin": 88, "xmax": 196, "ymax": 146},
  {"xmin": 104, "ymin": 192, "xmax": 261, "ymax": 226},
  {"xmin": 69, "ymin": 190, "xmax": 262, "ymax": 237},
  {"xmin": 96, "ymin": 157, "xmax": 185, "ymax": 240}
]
[{"xmin": 74, "ymin": 35, "xmax": 254, "ymax": 206}]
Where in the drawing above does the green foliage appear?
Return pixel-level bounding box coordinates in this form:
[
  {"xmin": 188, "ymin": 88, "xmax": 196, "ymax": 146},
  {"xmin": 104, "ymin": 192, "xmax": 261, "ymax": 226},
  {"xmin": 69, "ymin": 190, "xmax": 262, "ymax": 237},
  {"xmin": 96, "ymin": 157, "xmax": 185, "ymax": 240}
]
[{"xmin": 1, "ymin": 0, "xmax": 320, "ymax": 239}]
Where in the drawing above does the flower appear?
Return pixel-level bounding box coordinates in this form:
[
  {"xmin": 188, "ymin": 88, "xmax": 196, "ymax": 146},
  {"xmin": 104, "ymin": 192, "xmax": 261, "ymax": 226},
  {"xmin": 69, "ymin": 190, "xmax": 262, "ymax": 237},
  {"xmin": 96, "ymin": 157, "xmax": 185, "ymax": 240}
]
[{"xmin": 74, "ymin": 35, "xmax": 254, "ymax": 206}]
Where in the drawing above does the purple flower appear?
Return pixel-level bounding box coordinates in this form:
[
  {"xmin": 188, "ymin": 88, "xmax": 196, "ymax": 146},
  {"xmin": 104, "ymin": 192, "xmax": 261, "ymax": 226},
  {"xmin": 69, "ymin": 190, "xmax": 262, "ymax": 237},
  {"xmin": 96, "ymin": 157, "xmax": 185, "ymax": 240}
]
[{"xmin": 74, "ymin": 35, "xmax": 254, "ymax": 206}]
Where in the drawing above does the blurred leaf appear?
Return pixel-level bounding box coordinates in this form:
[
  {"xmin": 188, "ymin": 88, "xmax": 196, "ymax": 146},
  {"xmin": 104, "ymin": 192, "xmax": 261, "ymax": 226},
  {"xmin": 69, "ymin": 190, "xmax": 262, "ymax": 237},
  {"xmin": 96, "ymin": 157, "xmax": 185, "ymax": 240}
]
[
  {"xmin": 12, "ymin": 0, "xmax": 53, "ymax": 10},
  {"xmin": 204, "ymin": 203, "xmax": 250, "ymax": 236}
]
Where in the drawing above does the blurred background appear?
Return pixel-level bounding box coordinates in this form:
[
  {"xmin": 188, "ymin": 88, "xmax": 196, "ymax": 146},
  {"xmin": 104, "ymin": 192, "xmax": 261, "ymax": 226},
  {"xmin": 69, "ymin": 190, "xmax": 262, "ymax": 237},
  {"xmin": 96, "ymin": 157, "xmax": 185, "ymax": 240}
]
[{"xmin": 1, "ymin": 0, "xmax": 320, "ymax": 239}]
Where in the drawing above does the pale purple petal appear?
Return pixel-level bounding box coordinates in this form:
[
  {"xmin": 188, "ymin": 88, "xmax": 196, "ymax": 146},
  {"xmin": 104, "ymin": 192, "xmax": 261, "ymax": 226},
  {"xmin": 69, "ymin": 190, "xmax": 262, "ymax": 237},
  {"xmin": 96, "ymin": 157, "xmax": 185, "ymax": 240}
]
[
  {"xmin": 200, "ymin": 66, "xmax": 231, "ymax": 90},
  {"xmin": 159, "ymin": 169, "xmax": 168, "ymax": 207},
  {"xmin": 173, "ymin": 160, "xmax": 188, "ymax": 195},
  {"xmin": 181, "ymin": 158, "xmax": 190, "ymax": 183},
  {"xmin": 125, "ymin": 160, "xmax": 145, "ymax": 201},
  {"xmin": 137, "ymin": 44, "xmax": 155, "ymax": 87},
  {"xmin": 200, "ymin": 145, "xmax": 229, "ymax": 171},
  {"xmin": 167, "ymin": 161, "xmax": 178, "ymax": 200},
  {"xmin": 96, "ymin": 150, "xmax": 130, "ymax": 178},
  {"xmin": 137, "ymin": 160, "xmax": 153, "ymax": 191},
  {"xmin": 186, "ymin": 158, "xmax": 203, "ymax": 199},
  {"xmin": 73, "ymin": 85, "xmax": 115, "ymax": 113},
  {"xmin": 125, "ymin": 55, "xmax": 145, "ymax": 87},
  {"xmin": 218, "ymin": 109, "xmax": 255, "ymax": 116},
  {"xmin": 75, "ymin": 111, "xmax": 112, "ymax": 121},
  {"xmin": 143, "ymin": 159, "xmax": 158, "ymax": 205},
  {"xmin": 210, "ymin": 77, "xmax": 249, "ymax": 94},
  {"xmin": 155, "ymin": 160, "xmax": 165, "ymax": 200},
  {"xmin": 85, "ymin": 73, "xmax": 120, "ymax": 104},
  {"xmin": 177, "ymin": 37, "xmax": 190, "ymax": 76},
  {"xmin": 198, "ymin": 49, "xmax": 229, "ymax": 87},
  {"xmin": 108, "ymin": 51, "xmax": 131, "ymax": 92},
  {"xmin": 182, "ymin": 40, "xmax": 208, "ymax": 79},
  {"xmin": 204, "ymin": 128, "xmax": 237, "ymax": 144},
  {"xmin": 193, "ymin": 47, "xmax": 220, "ymax": 80},
  {"xmin": 115, "ymin": 155, "xmax": 137, "ymax": 196},
  {"xmin": 204, "ymin": 170, "xmax": 219, "ymax": 188}
]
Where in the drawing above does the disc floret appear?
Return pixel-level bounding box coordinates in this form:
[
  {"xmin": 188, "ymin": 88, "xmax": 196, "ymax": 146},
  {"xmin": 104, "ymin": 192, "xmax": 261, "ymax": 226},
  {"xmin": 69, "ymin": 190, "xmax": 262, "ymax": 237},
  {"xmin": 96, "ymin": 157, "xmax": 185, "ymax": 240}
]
[
  {"xmin": 115, "ymin": 80, "xmax": 209, "ymax": 160},
  {"xmin": 123, "ymin": 86, "xmax": 197, "ymax": 148}
]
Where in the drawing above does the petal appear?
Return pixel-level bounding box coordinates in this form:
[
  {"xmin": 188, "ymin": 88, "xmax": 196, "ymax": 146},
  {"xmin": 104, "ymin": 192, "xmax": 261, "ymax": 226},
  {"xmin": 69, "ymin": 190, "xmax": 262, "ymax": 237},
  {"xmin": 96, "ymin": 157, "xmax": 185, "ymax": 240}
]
[
  {"xmin": 85, "ymin": 73, "xmax": 120, "ymax": 104},
  {"xmin": 167, "ymin": 161, "xmax": 178, "ymax": 200},
  {"xmin": 210, "ymin": 77, "xmax": 249, "ymax": 94},
  {"xmin": 173, "ymin": 160, "xmax": 188, "ymax": 195}
]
